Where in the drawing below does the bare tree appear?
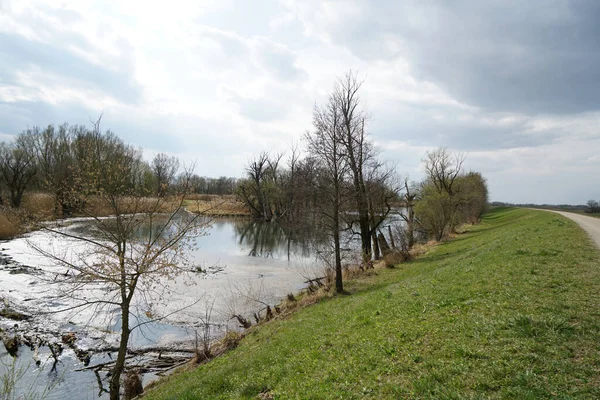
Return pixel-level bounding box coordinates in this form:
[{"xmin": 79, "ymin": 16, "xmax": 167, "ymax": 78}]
[
  {"xmin": 236, "ymin": 152, "xmax": 285, "ymax": 221},
  {"xmin": 28, "ymin": 118, "xmax": 208, "ymax": 400},
  {"xmin": 306, "ymin": 94, "xmax": 348, "ymax": 293},
  {"xmin": 398, "ymin": 177, "xmax": 418, "ymax": 249},
  {"xmin": 587, "ymin": 199, "xmax": 600, "ymax": 214},
  {"xmin": 334, "ymin": 71, "xmax": 374, "ymax": 262},
  {"xmin": 152, "ymin": 153, "xmax": 180, "ymax": 197},
  {"xmin": 0, "ymin": 138, "xmax": 37, "ymax": 208},
  {"xmin": 363, "ymin": 161, "xmax": 398, "ymax": 260},
  {"xmin": 423, "ymin": 148, "xmax": 467, "ymax": 196},
  {"xmin": 238, "ymin": 152, "xmax": 271, "ymax": 220},
  {"xmin": 25, "ymin": 124, "xmax": 86, "ymax": 216}
]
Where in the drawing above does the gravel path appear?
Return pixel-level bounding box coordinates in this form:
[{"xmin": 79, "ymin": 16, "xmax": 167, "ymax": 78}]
[{"xmin": 546, "ymin": 210, "xmax": 600, "ymax": 249}]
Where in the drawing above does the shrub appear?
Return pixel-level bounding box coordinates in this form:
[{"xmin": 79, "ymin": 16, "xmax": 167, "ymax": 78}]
[{"xmin": 383, "ymin": 250, "xmax": 410, "ymax": 268}]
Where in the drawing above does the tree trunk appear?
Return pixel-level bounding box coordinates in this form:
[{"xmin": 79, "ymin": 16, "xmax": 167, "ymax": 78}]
[
  {"xmin": 333, "ymin": 211, "xmax": 343, "ymax": 294},
  {"xmin": 407, "ymin": 205, "xmax": 415, "ymax": 249},
  {"xmin": 371, "ymin": 228, "xmax": 381, "ymax": 260},
  {"xmin": 333, "ymin": 179, "xmax": 343, "ymax": 294},
  {"xmin": 109, "ymin": 303, "xmax": 131, "ymax": 400},
  {"xmin": 387, "ymin": 225, "xmax": 396, "ymax": 249}
]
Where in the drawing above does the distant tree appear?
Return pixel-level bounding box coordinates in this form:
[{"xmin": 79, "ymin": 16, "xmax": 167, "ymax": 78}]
[
  {"xmin": 236, "ymin": 152, "xmax": 284, "ymax": 221},
  {"xmin": 423, "ymin": 147, "xmax": 466, "ymax": 196},
  {"xmin": 152, "ymin": 153, "xmax": 179, "ymax": 197},
  {"xmin": 363, "ymin": 162, "xmax": 398, "ymax": 259},
  {"xmin": 397, "ymin": 177, "xmax": 418, "ymax": 250},
  {"xmin": 25, "ymin": 124, "xmax": 87, "ymax": 216},
  {"xmin": 415, "ymin": 148, "xmax": 468, "ymax": 239},
  {"xmin": 237, "ymin": 152, "xmax": 271, "ymax": 220},
  {"xmin": 0, "ymin": 138, "xmax": 37, "ymax": 207},
  {"xmin": 415, "ymin": 181, "xmax": 455, "ymax": 241},
  {"xmin": 416, "ymin": 149, "xmax": 489, "ymax": 241},
  {"xmin": 587, "ymin": 199, "xmax": 600, "ymax": 213},
  {"xmin": 456, "ymin": 172, "xmax": 489, "ymax": 224}
]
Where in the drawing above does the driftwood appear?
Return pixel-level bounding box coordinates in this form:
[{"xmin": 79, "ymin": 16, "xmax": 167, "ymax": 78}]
[
  {"xmin": 75, "ymin": 355, "xmax": 136, "ymax": 372},
  {"xmin": 231, "ymin": 314, "xmax": 252, "ymax": 329},
  {"xmin": 304, "ymin": 276, "xmax": 327, "ymax": 292}
]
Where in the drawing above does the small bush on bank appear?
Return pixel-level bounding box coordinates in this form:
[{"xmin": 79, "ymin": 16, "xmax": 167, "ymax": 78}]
[
  {"xmin": 383, "ymin": 250, "xmax": 410, "ymax": 268},
  {"xmin": 0, "ymin": 210, "xmax": 21, "ymax": 239},
  {"xmin": 21, "ymin": 193, "xmax": 55, "ymax": 220}
]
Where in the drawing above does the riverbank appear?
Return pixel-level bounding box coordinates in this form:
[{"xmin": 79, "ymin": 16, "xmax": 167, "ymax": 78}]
[
  {"xmin": 184, "ymin": 194, "xmax": 251, "ymax": 217},
  {"xmin": 143, "ymin": 207, "xmax": 600, "ymax": 399},
  {"xmin": 0, "ymin": 193, "xmax": 251, "ymax": 241}
]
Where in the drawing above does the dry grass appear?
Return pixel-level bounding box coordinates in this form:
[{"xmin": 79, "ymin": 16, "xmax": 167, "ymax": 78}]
[
  {"xmin": 185, "ymin": 193, "xmax": 218, "ymax": 202},
  {"xmin": 21, "ymin": 193, "xmax": 56, "ymax": 220},
  {"xmin": 185, "ymin": 195, "xmax": 250, "ymax": 216},
  {"xmin": 382, "ymin": 250, "xmax": 410, "ymax": 268},
  {"xmin": 0, "ymin": 211, "xmax": 22, "ymax": 240}
]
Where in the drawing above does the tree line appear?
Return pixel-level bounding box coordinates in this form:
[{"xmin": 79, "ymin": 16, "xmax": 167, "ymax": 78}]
[
  {"xmin": 236, "ymin": 72, "xmax": 489, "ymax": 293},
  {"xmin": 0, "ymin": 123, "xmax": 238, "ymax": 217}
]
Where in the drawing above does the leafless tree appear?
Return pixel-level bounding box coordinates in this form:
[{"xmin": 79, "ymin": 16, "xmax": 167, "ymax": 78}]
[
  {"xmin": 334, "ymin": 71, "xmax": 374, "ymax": 262},
  {"xmin": 25, "ymin": 124, "xmax": 86, "ymax": 216},
  {"xmin": 306, "ymin": 93, "xmax": 349, "ymax": 293},
  {"xmin": 237, "ymin": 152, "xmax": 286, "ymax": 221},
  {"xmin": 0, "ymin": 138, "xmax": 37, "ymax": 208},
  {"xmin": 398, "ymin": 177, "xmax": 418, "ymax": 249},
  {"xmin": 152, "ymin": 153, "xmax": 180, "ymax": 197},
  {"xmin": 28, "ymin": 117, "xmax": 209, "ymax": 400},
  {"xmin": 587, "ymin": 199, "xmax": 600, "ymax": 214},
  {"xmin": 423, "ymin": 148, "xmax": 467, "ymax": 196}
]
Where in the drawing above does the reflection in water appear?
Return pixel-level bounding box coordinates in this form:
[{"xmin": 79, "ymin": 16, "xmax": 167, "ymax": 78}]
[
  {"xmin": 233, "ymin": 219, "xmax": 322, "ymax": 259},
  {"xmin": 66, "ymin": 211, "xmax": 208, "ymax": 244}
]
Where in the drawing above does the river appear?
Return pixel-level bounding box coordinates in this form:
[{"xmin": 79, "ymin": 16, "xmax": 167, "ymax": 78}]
[{"xmin": 0, "ymin": 216, "xmax": 339, "ymax": 399}]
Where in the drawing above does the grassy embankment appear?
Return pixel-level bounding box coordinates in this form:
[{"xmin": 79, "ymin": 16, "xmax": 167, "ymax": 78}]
[{"xmin": 144, "ymin": 207, "xmax": 600, "ymax": 399}]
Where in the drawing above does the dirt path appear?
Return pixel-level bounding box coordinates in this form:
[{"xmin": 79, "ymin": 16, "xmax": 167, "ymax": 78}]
[{"xmin": 546, "ymin": 210, "xmax": 600, "ymax": 249}]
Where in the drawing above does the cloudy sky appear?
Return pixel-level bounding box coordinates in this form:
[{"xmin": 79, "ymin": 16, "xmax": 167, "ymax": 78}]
[{"xmin": 1, "ymin": 0, "xmax": 599, "ymax": 204}]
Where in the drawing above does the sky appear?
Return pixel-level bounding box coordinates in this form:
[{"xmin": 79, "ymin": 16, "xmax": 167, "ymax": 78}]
[{"xmin": 0, "ymin": 0, "xmax": 599, "ymax": 204}]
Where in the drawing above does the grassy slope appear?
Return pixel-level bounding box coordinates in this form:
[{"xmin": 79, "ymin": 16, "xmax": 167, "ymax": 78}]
[{"xmin": 145, "ymin": 208, "xmax": 600, "ymax": 399}]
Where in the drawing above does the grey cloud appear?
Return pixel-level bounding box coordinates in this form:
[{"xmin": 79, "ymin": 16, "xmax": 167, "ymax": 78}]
[
  {"xmin": 254, "ymin": 38, "xmax": 305, "ymax": 81},
  {"xmin": 199, "ymin": 29, "xmax": 249, "ymax": 59},
  {"xmin": 0, "ymin": 32, "xmax": 141, "ymax": 104},
  {"xmin": 234, "ymin": 96, "xmax": 288, "ymax": 122},
  {"xmin": 371, "ymin": 102, "xmax": 563, "ymax": 152},
  {"xmin": 0, "ymin": 5, "xmax": 141, "ymax": 104},
  {"xmin": 222, "ymin": 87, "xmax": 288, "ymax": 122},
  {"xmin": 0, "ymin": 100, "xmax": 99, "ymax": 137},
  {"xmin": 195, "ymin": 28, "xmax": 306, "ymax": 82},
  {"xmin": 297, "ymin": 0, "xmax": 600, "ymax": 114}
]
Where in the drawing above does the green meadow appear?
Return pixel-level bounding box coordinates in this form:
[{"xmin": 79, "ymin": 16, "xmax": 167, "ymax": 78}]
[{"xmin": 145, "ymin": 208, "xmax": 600, "ymax": 399}]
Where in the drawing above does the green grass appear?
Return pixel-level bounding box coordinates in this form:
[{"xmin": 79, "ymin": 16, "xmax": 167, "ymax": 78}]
[{"xmin": 144, "ymin": 208, "xmax": 600, "ymax": 399}]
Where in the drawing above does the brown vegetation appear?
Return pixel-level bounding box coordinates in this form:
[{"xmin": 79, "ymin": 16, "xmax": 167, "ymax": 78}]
[
  {"xmin": 185, "ymin": 195, "xmax": 250, "ymax": 216},
  {"xmin": 0, "ymin": 210, "xmax": 21, "ymax": 240}
]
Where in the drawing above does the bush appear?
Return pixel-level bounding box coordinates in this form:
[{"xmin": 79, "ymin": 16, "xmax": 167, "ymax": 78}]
[
  {"xmin": 383, "ymin": 250, "xmax": 410, "ymax": 268},
  {"xmin": 21, "ymin": 193, "xmax": 55, "ymax": 220},
  {"xmin": 0, "ymin": 210, "xmax": 21, "ymax": 239}
]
